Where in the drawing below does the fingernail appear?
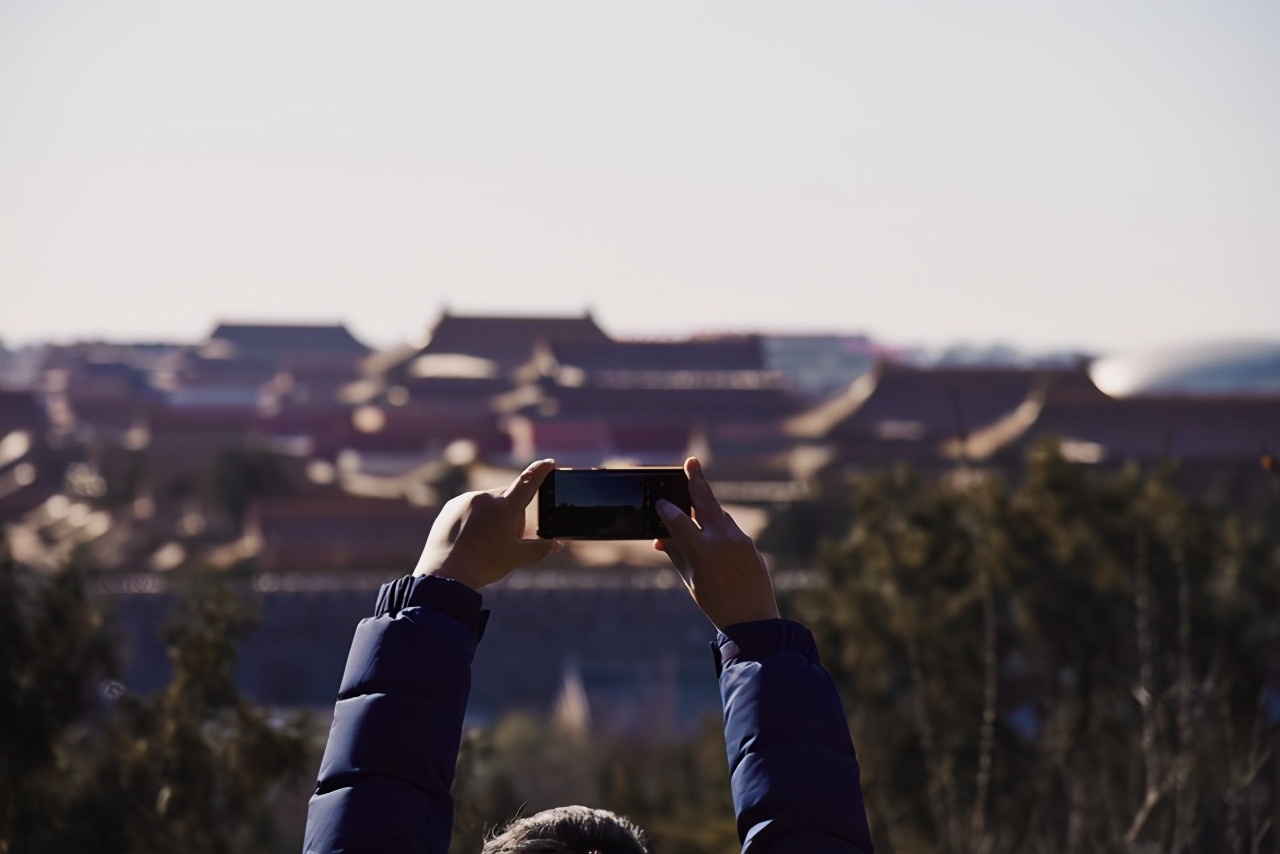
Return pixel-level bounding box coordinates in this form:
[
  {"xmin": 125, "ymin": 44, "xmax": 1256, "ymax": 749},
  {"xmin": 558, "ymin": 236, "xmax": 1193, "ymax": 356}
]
[{"xmin": 656, "ymin": 499, "xmax": 675, "ymax": 519}]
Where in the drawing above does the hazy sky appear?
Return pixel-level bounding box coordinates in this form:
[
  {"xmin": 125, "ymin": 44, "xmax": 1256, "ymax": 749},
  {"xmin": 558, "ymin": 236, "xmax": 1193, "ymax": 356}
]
[{"xmin": 2, "ymin": 1, "xmax": 1277, "ymax": 353}]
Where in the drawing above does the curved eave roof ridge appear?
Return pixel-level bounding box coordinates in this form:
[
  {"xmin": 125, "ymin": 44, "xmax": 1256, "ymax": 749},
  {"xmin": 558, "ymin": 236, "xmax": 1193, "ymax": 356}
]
[
  {"xmin": 815, "ymin": 362, "xmax": 1042, "ymax": 432},
  {"xmin": 782, "ymin": 363, "xmax": 884, "ymax": 439}
]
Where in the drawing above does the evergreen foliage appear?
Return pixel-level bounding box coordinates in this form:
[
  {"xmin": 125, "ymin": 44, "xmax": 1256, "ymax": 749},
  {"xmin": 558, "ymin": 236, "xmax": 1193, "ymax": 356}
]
[
  {"xmin": 789, "ymin": 441, "xmax": 1278, "ymax": 853},
  {"xmin": 0, "ymin": 549, "xmax": 315, "ymax": 854}
]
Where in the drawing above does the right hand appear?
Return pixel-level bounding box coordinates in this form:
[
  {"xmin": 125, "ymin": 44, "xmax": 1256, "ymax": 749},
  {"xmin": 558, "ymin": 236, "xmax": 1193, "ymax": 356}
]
[
  {"xmin": 413, "ymin": 459, "xmax": 563, "ymax": 590},
  {"xmin": 655, "ymin": 457, "xmax": 780, "ymax": 631}
]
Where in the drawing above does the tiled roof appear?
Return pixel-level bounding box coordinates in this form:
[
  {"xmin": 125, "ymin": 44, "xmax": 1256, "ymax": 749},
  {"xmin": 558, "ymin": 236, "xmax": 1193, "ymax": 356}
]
[
  {"xmin": 1023, "ymin": 382, "xmax": 1280, "ymax": 462},
  {"xmin": 64, "ymin": 361, "xmax": 153, "ymax": 396},
  {"xmin": 552, "ymin": 337, "xmax": 765, "ymax": 372},
  {"xmin": 820, "ymin": 362, "xmax": 1037, "ymax": 442},
  {"xmin": 421, "ymin": 312, "xmax": 611, "ymax": 371},
  {"xmin": 948, "ymin": 369, "xmax": 1280, "ymax": 464},
  {"xmin": 533, "ymin": 384, "xmax": 804, "ymax": 420},
  {"xmin": 208, "ymin": 323, "xmax": 371, "ymax": 357}
]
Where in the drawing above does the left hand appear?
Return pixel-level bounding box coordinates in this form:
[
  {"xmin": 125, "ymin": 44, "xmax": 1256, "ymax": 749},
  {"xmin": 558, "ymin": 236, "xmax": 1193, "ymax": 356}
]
[{"xmin": 413, "ymin": 459, "xmax": 563, "ymax": 590}]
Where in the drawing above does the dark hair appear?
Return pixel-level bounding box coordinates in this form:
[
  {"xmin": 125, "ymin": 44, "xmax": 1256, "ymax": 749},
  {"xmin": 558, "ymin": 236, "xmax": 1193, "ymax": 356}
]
[{"xmin": 481, "ymin": 805, "xmax": 653, "ymax": 854}]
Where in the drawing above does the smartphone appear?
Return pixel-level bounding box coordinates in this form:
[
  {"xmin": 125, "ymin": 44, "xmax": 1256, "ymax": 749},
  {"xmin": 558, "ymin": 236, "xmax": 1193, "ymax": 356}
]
[{"xmin": 537, "ymin": 467, "xmax": 691, "ymax": 540}]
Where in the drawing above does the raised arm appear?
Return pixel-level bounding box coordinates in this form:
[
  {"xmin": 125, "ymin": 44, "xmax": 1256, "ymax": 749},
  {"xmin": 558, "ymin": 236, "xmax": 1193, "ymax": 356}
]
[
  {"xmin": 303, "ymin": 460, "xmax": 560, "ymax": 854},
  {"xmin": 656, "ymin": 458, "xmax": 874, "ymax": 854}
]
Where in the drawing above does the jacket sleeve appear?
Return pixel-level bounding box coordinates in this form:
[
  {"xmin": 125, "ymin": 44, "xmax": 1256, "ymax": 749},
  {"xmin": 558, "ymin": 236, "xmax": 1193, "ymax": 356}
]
[
  {"xmin": 303, "ymin": 575, "xmax": 488, "ymax": 854},
  {"xmin": 716, "ymin": 619, "xmax": 874, "ymax": 854}
]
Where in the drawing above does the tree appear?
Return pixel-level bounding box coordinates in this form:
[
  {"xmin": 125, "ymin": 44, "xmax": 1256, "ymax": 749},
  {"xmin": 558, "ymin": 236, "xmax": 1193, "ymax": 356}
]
[
  {"xmin": 790, "ymin": 443, "xmax": 1278, "ymax": 854},
  {"xmin": 0, "ymin": 548, "xmax": 317, "ymax": 854},
  {"xmin": 0, "ymin": 545, "xmax": 118, "ymax": 848}
]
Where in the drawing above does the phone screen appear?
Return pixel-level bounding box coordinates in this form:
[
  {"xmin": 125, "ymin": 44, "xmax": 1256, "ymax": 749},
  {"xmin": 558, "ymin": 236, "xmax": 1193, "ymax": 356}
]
[{"xmin": 537, "ymin": 467, "xmax": 691, "ymax": 540}]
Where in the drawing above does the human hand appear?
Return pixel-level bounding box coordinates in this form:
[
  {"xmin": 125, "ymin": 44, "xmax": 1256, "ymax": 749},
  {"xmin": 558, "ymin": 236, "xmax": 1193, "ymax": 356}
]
[
  {"xmin": 655, "ymin": 457, "xmax": 780, "ymax": 631},
  {"xmin": 413, "ymin": 459, "xmax": 563, "ymax": 590}
]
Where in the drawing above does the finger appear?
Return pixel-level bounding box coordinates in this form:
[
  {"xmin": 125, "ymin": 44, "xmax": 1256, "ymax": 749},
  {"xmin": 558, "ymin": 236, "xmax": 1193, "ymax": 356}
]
[
  {"xmin": 684, "ymin": 457, "xmax": 725, "ymax": 522},
  {"xmin": 653, "ymin": 529, "xmax": 691, "ymax": 575},
  {"xmin": 654, "ymin": 533, "xmax": 683, "ymax": 560},
  {"xmin": 502, "ymin": 458, "xmax": 555, "ymax": 507},
  {"xmin": 657, "ymin": 498, "xmax": 702, "ymax": 552}
]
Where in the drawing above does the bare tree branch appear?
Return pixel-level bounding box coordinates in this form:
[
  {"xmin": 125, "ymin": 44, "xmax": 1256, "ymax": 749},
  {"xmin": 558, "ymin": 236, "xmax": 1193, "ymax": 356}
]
[
  {"xmin": 1126, "ymin": 531, "xmax": 1170, "ymax": 849},
  {"xmin": 969, "ymin": 562, "xmax": 998, "ymax": 854}
]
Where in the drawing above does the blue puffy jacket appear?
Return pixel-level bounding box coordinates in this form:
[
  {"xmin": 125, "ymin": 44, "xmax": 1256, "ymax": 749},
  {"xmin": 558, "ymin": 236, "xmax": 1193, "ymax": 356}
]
[{"xmin": 303, "ymin": 575, "xmax": 873, "ymax": 853}]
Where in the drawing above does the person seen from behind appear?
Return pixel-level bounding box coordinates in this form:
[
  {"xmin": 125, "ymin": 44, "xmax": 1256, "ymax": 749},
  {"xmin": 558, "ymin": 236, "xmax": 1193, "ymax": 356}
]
[{"xmin": 303, "ymin": 456, "xmax": 874, "ymax": 853}]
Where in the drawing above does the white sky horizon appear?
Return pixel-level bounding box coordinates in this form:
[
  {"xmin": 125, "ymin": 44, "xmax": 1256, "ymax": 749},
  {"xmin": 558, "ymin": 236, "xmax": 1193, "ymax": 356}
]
[{"xmin": 3, "ymin": 1, "xmax": 1277, "ymax": 355}]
